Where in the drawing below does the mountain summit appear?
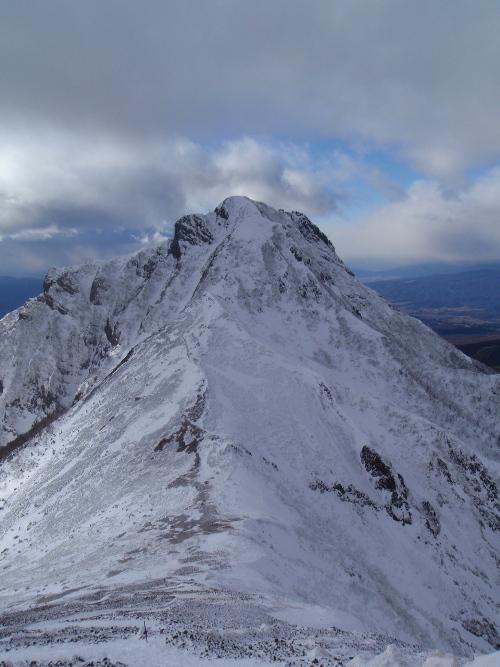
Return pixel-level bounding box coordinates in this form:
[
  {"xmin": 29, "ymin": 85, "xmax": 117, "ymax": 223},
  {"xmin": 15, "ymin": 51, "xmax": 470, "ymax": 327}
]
[{"xmin": 0, "ymin": 196, "xmax": 499, "ymax": 656}]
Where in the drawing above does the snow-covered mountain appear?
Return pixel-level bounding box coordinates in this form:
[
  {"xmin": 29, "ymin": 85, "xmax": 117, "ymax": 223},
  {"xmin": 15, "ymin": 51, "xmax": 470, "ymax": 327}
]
[{"xmin": 0, "ymin": 196, "xmax": 499, "ymax": 662}]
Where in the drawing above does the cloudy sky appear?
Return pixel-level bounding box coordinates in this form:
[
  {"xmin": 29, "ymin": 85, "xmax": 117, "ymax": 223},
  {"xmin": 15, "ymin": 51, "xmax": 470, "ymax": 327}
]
[{"xmin": 1, "ymin": 1, "xmax": 500, "ymax": 275}]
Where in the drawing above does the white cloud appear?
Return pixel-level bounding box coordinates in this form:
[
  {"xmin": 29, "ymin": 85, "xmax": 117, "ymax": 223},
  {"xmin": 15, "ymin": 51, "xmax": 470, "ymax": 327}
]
[
  {"xmin": 3, "ymin": 127, "xmax": 500, "ymax": 272},
  {"xmin": 0, "ymin": 225, "xmax": 78, "ymax": 242},
  {"xmin": 190, "ymin": 137, "xmax": 337, "ymax": 215},
  {"xmin": 136, "ymin": 231, "xmax": 172, "ymax": 246},
  {"xmin": 0, "ymin": 132, "xmax": 339, "ymax": 241},
  {"xmin": 328, "ymin": 167, "xmax": 500, "ymax": 265}
]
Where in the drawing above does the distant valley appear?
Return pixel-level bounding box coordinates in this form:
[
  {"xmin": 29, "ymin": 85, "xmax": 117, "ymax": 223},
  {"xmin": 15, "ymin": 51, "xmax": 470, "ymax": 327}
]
[{"xmin": 359, "ymin": 268, "xmax": 500, "ymax": 371}]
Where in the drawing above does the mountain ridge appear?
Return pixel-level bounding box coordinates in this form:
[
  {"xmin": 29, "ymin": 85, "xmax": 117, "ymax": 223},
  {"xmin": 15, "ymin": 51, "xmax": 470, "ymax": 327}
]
[
  {"xmin": 0, "ymin": 196, "xmax": 499, "ymax": 658},
  {"xmin": 0, "ymin": 196, "xmax": 373, "ymax": 453}
]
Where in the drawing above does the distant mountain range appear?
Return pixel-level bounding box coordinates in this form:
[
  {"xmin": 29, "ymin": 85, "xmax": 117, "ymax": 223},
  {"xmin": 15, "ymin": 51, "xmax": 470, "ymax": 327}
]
[
  {"xmin": 362, "ymin": 269, "xmax": 500, "ymax": 314},
  {"xmin": 353, "ymin": 261, "xmax": 500, "ymax": 283}
]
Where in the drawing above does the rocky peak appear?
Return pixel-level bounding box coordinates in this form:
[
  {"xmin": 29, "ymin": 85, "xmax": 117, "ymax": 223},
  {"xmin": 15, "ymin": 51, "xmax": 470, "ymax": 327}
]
[
  {"xmin": 0, "ymin": 196, "xmax": 496, "ymax": 459},
  {"xmin": 0, "ymin": 197, "xmax": 499, "ymax": 655}
]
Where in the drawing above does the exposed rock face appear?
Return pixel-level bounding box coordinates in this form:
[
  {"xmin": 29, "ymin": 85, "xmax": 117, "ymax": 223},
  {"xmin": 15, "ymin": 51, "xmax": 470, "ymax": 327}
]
[{"xmin": 0, "ymin": 196, "xmax": 499, "ymax": 655}]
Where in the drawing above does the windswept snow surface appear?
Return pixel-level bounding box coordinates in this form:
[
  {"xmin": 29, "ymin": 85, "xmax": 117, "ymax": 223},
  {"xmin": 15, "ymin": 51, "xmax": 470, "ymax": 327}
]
[
  {"xmin": 0, "ymin": 196, "xmax": 499, "ymax": 664},
  {"xmin": 0, "ymin": 589, "xmax": 498, "ymax": 666}
]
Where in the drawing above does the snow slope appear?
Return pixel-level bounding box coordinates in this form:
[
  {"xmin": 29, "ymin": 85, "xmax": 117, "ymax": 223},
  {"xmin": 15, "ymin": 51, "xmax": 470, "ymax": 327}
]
[{"xmin": 0, "ymin": 197, "xmax": 499, "ymax": 662}]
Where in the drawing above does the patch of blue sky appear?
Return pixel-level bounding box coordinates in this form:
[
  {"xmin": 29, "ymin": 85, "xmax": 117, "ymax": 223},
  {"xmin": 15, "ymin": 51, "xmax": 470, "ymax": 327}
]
[
  {"xmin": 465, "ymin": 162, "xmax": 500, "ymax": 183},
  {"xmin": 301, "ymin": 139, "xmax": 419, "ymax": 228},
  {"xmin": 308, "ymin": 139, "xmax": 420, "ymax": 188}
]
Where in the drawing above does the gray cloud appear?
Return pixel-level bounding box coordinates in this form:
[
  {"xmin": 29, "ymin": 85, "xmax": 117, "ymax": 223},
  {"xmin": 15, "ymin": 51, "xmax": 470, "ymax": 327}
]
[
  {"xmin": 1, "ymin": 2, "xmax": 500, "ymax": 274},
  {"xmin": 1, "ymin": 2, "xmax": 499, "ymax": 177}
]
